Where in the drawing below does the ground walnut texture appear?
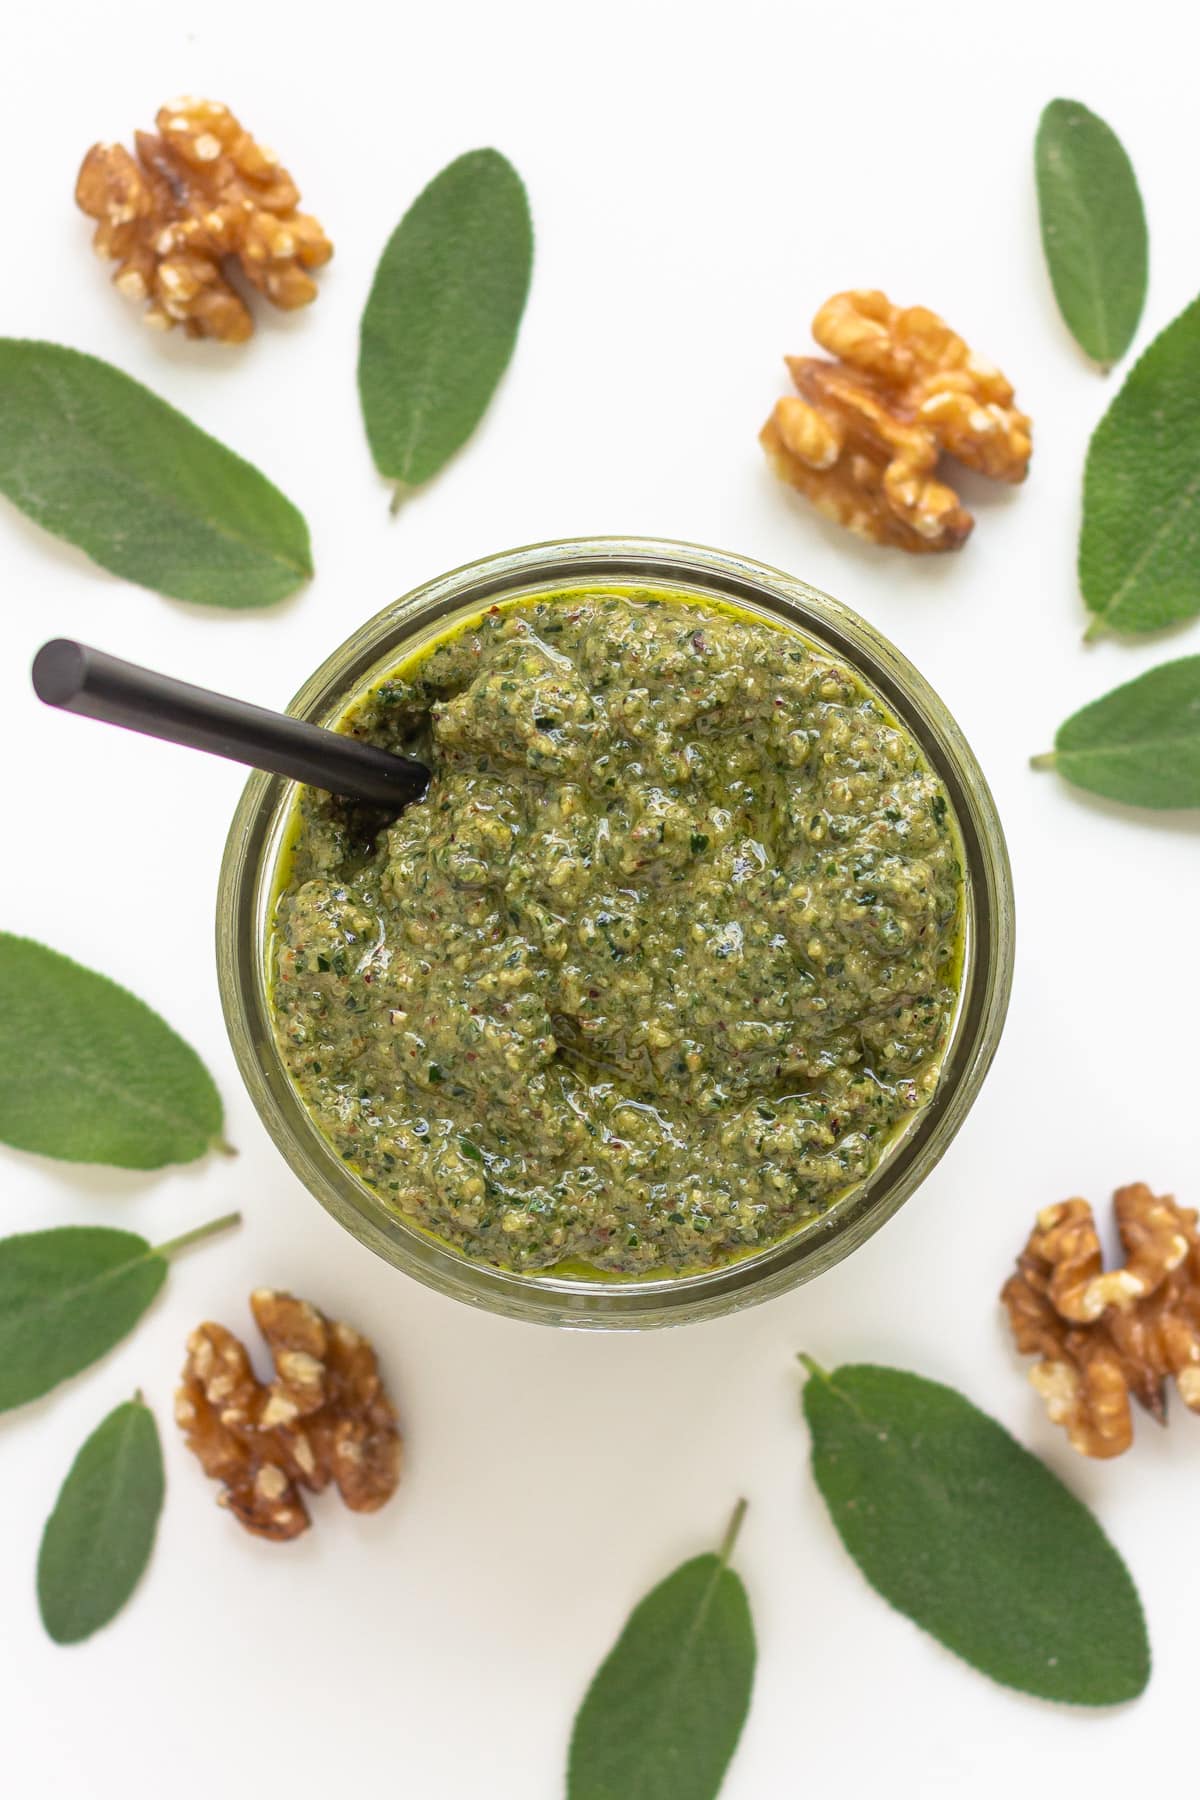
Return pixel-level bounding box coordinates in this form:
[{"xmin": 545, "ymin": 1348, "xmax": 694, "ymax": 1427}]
[
  {"xmin": 76, "ymin": 97, "xmax": 332, "ymax": 341},
  {"xmin": 1002, "ymin": 1183, "xmax": 1200, "ymax": 1457},
  {"xmin": 177, "ymin": 1290, "xmax": 401, "ymax": 1540},
  {"xmin": 761, "ymin": 290, "xmax": 1032, "ymax": 552},
  {"xmin": 271, "ymin": 589, "xmax": 962, "ymax": 1277}
]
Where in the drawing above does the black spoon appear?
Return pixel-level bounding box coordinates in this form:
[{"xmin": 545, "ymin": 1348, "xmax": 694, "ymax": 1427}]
[{"xmin": 31, "ymin": 638, "xmax": 430, "ymax": 811}]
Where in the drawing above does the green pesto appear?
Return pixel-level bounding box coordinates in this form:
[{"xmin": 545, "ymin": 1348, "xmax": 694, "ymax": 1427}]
[{"xmin": 270, "ymin": 589, "xmax": 963, "ymax": 1277}]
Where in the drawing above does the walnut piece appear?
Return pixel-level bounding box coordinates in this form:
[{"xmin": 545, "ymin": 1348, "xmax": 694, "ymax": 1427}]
[
  {"xmin": 1001, "ymin": 1184, "xmax": 1200, "ymax": 1457},
  {"xmin": 761, "ymin": 289, "xmax": 1032, "ymax": 553},
  {"xmin": 76, "ymin": 97, "xmax": 332, "ymax": 341},
  {"xmin": 176, "ymin": 1290, "xmax": 401, "ymax": 1539}
]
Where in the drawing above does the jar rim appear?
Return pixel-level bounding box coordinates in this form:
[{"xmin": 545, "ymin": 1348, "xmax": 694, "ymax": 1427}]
[{"xmin": 216, "ymin": 536, "xmax": 1014, "ymax": 1329}]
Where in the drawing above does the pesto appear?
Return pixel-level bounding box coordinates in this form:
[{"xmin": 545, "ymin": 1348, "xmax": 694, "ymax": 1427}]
[{"xmin": 270, "ymin": 589, "xmax": 962, "ymax": 1276}]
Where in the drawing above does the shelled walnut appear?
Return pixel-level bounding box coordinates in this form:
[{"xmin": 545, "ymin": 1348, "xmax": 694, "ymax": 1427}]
[
  {"xmin": 177, "ymin": 1289, "xmax": 401, "ymax": 1539},
  {"xmin": 1001, "ymin": 1184, "xmax": 1200, "ymax": 1457},
  {"xmin": 76, "ymin": 98, "xmax": 332, "ymax": 341},
  {"xmin": 761, "ymin": 289, "xmax": 1032, "ymax": 552}
]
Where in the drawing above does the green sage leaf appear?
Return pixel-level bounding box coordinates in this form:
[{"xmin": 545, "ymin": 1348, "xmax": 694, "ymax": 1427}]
[
  {"xmin": 1035, "ymin": 99, "xmax": 1147, "ymax": 369},
  {"xmin": 37, "ymin": 1395, "xmax": 164, "ymax": 1644},
  {"xmin": 0, "ymin": 933, "xmax": 225, "ymax": 1167},
  {"xmin": 567, "ymin": 1500, "xmax": 755, "ymax": 1800},
  {"xmin": 0, "ymin": 1212, "xmax": 239, "ymax": 1413},
  {"xmin": 358, "ymin": 149, "xmax": 533, "ymax": 496},
  {"xmin": 1080, "ymin": 296, "xmax": 1200, "ymax": 638},
  {"xmin": 0, "ymin": 340, "xmax": 312, "ymax": 607},
  {"xmin": 1032, "ymin": 654, "xmax": 1200, "ymax": 807},
  {"xmin": 801, "ymin": 1360, "xmax": 1149, "ymax": 1705}
]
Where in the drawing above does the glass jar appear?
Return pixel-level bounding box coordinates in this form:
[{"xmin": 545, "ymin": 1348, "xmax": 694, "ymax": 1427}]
[{"xmin": 217, "ymin": 537, "xmax": 1014, "ymax": 1329}]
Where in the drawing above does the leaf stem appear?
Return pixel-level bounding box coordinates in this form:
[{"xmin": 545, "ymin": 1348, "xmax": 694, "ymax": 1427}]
[
  {"xmin": 152, "ymin": 1211, "xmax": 241, "ymax": 1262},
  {"xmin": 1083, "ymin": 616, "xmax": 1107, "ymax": 643},
  {"xmin": 212, "ymin": 1136, "xmax": 238, "ymax": 1158},
  {"xmin": 717, "ymin": 1498, "xmax": 748, "ymax": 1568},
  {"xmin": 1029, "ymin": 752, "xmax": 1058, "ymax": 771},
  {"xmin": 796, "ymin": 1351, "xmax": 829, "ymax": 1382},
  {"xmin": 388, "ymin": 483, "xmax": 406, "ymax": 518}
]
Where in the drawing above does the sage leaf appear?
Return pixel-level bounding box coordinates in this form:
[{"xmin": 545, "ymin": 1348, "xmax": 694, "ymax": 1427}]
[
  {"xmin": 567, "ymin": 1500, "xmax": 755, "ymax": 1800},
  {"xmin": 1035, "ymin": 99, "xmax": 1147, "ymax": 369},
  {"xmin": 358, "ymin": 150, "xmax": 533, "ymax": 498},
  {"xmin": 0, "ymin": 340, "xmax": 312, "ymax": 607},
  {"xmin": 1079, "ymin": 296, "xmax": 1200, "ymax": 638},
  {"xmin": 0, "ymin": 933, "xmax": 226, "ymax": 1167},
  {"xmin": 37, "ymin": 1395, "xmax": 164, "ymax": 1644},
  {"xmin": 1032, "ymin": 654, "xmax": 1200, "ymax": 808},
  {"xmin": 801, "ymin": 1359, "xmax": 1149, "ymax": 1705},
  {"xmin": 0, "ymin": 1212, "xmax": 239, "ymax": 1413}
]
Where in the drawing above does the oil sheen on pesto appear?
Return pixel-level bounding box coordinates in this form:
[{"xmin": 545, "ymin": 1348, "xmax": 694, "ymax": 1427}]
[{"xmin": 270, "ymin": 589, "xmax": 962, "ymax": 1277}]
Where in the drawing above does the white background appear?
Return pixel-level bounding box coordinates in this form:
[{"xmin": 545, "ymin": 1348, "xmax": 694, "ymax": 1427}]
[{"xmin": 1, "ymin": 1, "xmax": 1196, "ymax": 1793}]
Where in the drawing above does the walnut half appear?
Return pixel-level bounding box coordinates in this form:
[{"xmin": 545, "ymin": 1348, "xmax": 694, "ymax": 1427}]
[
  {"xmin": 176, "ymin": 1290, "xmax": 402, "ymax": 1539},
  {"xmin": 76, "ymin": 98, "xmax": 332, "ymax": 341},
  {"xmin": 1001, "ymin": 1184, "xmax": 1200, "ymax": 1457},
  {"xmin": 761, "ymin": 289, "xmax": 1032, "ymax": 553}
]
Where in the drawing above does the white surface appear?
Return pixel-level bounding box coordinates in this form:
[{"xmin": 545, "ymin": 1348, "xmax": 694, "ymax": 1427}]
[{"xmin": 1, "ymin": 2, "xmax": 1196, "ymax": 1793}]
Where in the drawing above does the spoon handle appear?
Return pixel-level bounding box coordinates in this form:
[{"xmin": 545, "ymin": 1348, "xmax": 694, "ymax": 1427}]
[{"xmin": 32, "ymin": 638, "xmax": 429, "ymax": 810}]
